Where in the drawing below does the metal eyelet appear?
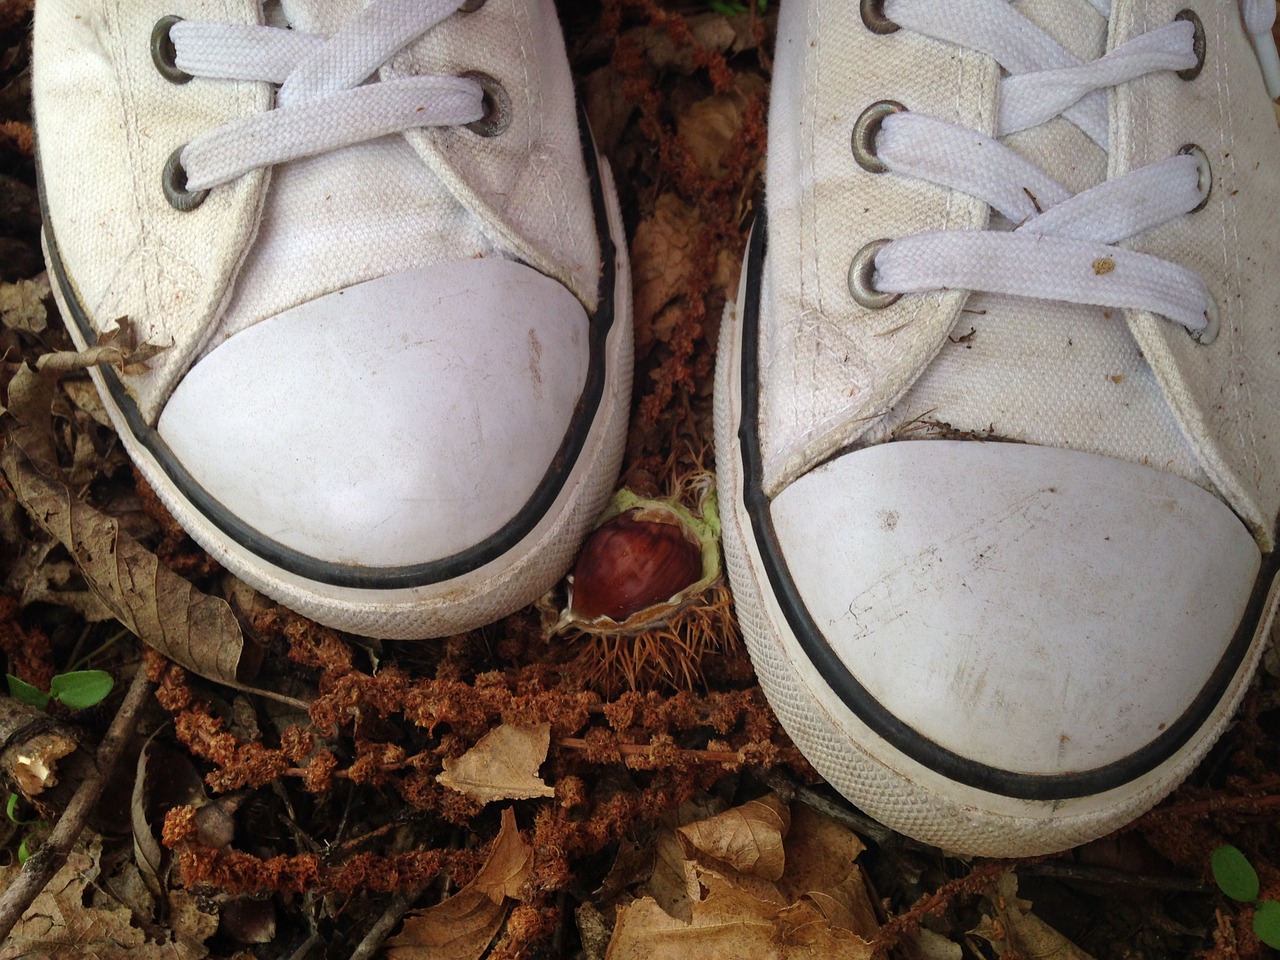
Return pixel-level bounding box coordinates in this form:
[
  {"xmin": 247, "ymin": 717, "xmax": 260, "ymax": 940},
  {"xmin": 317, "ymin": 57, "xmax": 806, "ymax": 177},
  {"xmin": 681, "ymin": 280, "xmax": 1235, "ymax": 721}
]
[
  {"xmin": 1175, "ymin": 9, "xmax": 1206, "ymax": 81},
  {"xmin": 162, "ymin": 147, "xmax": 208, "ymax": 211},
  {"xmin": 1189, "ymin": 296, "xmax": 1219, "ymax": 345},
  {"xmin": 151, "ymin": 15, "xmax": 192, "ymax": 85},
  {"xmin": 1178, "ymin": 143, "xmax": 1212, "ymax": 212},
  {"xmin": 459, "ymin": 0, "xmax": 487, "ymax": 10},
  {"xmin": 461, "ymin": 71, "xmax": 511, "ymax": 137},
  {"xmin": 851, "ymin": 100, "xmax": 907, "ymax": 174},
  {"xmin": 860, "ymin": 0, "xmax": 900, "ymax": 34},
  {"xmin": 848, "ymin": 239, "xmax": 900, "ymax": 309}
]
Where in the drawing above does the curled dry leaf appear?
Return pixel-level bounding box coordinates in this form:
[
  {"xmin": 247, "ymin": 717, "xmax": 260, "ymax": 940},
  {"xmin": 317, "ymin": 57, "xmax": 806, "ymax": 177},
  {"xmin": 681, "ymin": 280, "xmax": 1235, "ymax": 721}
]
[
  {"xmin": 609, "ymin": 796, "xmax": 879, "ymax": 959},
  {"xmin": 7, "ymin": 537, "xmax": 119, "ymax": 622},
  {"xmin": 2, "ymin": 361, "xmax": 260, "ymax": 687},
  {"xmin": 33, "ymin": 315, "xmax": 168, "ymax": 378},
  {"xmin": 3, "ymin": 442, "xmax": 254, "ymax": 686},
  {"xmin": 383, "ymin": 807, "xmax": 533, "ymax": 960},
  {"xmin": 132, "ymin": 734, "xmax": 218, "ymax": 896},
  {"xmin": 774, "ymin": 803, "xmax": 877, "ymax": 936},
  {"xmin": 640, "ymin": 797, "xmax": 726, "ymax": 922},
  {"xmin": 437, "ymin": 723, "xmax": 556, "ymax": 805},
  {"xmin": 606, "ymin": 868, "xmax": 874, "ymax": 960},
  {"xmin": 676, "ymin": 793, "xmax": 789, "ymax": 882}
]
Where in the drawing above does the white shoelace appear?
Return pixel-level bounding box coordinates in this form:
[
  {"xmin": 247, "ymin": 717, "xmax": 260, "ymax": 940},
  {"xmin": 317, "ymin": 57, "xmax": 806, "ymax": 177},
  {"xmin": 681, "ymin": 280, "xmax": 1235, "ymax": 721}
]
[
  {"xmin": 864, "ymin": 0, "xmax": 1280, "ymax": 342},
  {"xmin": 167, "ymin": 0, "xmax": 483, "ymax": 193}
]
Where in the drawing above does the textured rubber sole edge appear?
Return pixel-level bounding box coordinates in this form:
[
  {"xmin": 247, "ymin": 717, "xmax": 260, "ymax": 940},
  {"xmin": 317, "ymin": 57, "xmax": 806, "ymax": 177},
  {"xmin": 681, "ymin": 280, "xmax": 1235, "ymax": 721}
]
[
  {"xmin": 45, "ymin": 155, "xmax": 633, "ymax": 641},
  {"xmin": 713, "ymin": 275, "xmax": 1280, "ymax": 857}
]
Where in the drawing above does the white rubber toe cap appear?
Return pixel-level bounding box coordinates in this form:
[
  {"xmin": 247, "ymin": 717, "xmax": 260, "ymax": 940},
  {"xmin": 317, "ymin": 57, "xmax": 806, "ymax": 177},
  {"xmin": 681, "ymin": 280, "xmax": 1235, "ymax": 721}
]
[
  {"xmin": 770, "ymin": 440, "xmax": 1261, "ymax": 781},
  {"xmin": 157, "ymin": 258, "xmax": 588, "ymax": 568}
]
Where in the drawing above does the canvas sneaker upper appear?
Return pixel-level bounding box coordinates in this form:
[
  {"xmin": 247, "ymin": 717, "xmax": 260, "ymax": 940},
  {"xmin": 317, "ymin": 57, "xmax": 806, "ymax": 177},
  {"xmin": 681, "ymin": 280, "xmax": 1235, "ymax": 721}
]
[
  {"xmin": 760, "ymin": 0, "xmax": 1280, "ymax": 548},
  {"xmin": 717, "ymin": 0, "xmax": 1280, "ymax": 854},
  {"xmin": 35, "ymin": 0, "xmax": 632, "ymax": 638}
]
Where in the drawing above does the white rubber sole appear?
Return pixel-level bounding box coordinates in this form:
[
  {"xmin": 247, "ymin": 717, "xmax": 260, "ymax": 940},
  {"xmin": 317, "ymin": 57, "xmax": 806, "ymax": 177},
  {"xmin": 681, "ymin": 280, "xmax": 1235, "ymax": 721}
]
[
  {"xmin": 713, "ymin": 245, "xmax": 1280, "ymax": 857},
  {"xmin": 47, "ymin": 156, "xmax": 633, "ymax": 641}
]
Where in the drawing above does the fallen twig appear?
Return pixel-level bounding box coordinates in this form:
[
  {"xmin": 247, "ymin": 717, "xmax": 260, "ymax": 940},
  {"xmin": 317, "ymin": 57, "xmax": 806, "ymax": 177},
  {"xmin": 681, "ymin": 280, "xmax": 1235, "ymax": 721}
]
[
  {"xmin": 0, "ymin": 662, "xmax": 152, "ymax": 940},
  {"xmin": 349, "ymin": 887, "xmax": 427, "ymax": 960},
  {"xmin": 1020, "ymin": 860, "xmax": 1209, "ymax": 892}
]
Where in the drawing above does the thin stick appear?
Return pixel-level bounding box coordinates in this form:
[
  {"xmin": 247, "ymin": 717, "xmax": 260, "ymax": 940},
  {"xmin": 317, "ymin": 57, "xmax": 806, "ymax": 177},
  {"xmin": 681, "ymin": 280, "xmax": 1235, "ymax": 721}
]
[
  {"xmin": 349, "ymin": 888, "xmax": 425, "ymax": 960},
  {"xmin": 0, "ymin": 663, "xmax": 152, "ymax": 940}
]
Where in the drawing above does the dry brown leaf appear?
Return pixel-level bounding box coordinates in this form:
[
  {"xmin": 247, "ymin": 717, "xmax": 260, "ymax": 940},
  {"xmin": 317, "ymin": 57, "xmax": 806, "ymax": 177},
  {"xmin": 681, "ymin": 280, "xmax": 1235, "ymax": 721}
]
[
  {"xmin": 618, "ymin": 795, "xmax": 880, "ymax": 955},
  {"xmin": 6, "ymin": 538, "xmax": 119, "ymax": 622},
  {"xmin": 776, "ymin": 803, "xmax": 877, "ymax": 937},
  {"xmin": 384, "ymin": 807, "xmax": 533, "ymax": 960},
  {"xmin": 61, "ymin": 377, "xmax": 113, "ymax": 428},
  {"xmin": 606, "ymin": 867, "xmax": 874, "ymax": 960},
  {"xmin": 635, "ymin": 13, "xmax": 739, "ymax": 75},
  {"xmin": 639, "ymin": 797, "xmax": 726, "ymax": 921},
  {"xmin": 0, "ymin": 277, "xmax": 49, "ymax": 334},
  {"xmin": 577, "ymin": 902, "xmax": 613, "ymax": 960},
  {"xmin": 437, "ymin": 722, "xmax": 556, "ymax": 804},
  {"xmin": 970, "ymin": 873, "xmax": 1095, "ymax": 960},
  {"xmin": 33, "ymin": 315, "xmax": 169, "ymax": 377},
  {"xmin": 676, "ymin": 75, "xmax": 768, "ymax": 177},
  {"xmin": 630, "ymin": 194, "xmax": 701, "ymax": 354},
  {"xmin": 676, "ymin": 794, "xmax": 789, "ymax": 882},
  {"xmin": 582, "ymin": 64, "xmax": 635, "ymax": 158},
  {"xmin": 0, "ymin": 837, "xmax": 213, "ymax": 960},
  {"xmin": 133, "ymin": 734, "xmax": 215, "ymax": 895},
  {"xmin": 217, "ymin": 896, "xmax": 276, "ymax": 945},
  {"xmin": 0, "ymin": 442, "xmax": 255, "ymax": 686}
]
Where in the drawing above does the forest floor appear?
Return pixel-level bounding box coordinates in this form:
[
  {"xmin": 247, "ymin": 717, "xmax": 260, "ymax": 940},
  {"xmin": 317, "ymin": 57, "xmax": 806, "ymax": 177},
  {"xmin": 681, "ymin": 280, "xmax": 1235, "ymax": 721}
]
[{"xmin": 1, "ymin": 1, "xmax": 1279, "ymax": 957}]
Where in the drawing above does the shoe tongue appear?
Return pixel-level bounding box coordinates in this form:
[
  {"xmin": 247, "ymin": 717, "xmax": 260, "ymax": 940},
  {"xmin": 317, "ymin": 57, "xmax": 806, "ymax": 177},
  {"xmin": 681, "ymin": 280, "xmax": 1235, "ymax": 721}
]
[
  {"xmin": 865, "ymin": 0, "xmax": 1211, "ymax": 498},
  {"xmin": 276, "ymin": 0, "xmax": 362, "ymax": 35},
  {"xmin": 998, "ymin": 0, "xmax": 1109, "ymax": 202}
]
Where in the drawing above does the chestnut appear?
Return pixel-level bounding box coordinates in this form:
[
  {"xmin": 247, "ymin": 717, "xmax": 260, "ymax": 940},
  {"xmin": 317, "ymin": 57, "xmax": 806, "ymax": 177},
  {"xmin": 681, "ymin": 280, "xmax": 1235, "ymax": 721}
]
[{"xmin": 570, "ymin": 509, "xmax": 703, "ymax": 621}]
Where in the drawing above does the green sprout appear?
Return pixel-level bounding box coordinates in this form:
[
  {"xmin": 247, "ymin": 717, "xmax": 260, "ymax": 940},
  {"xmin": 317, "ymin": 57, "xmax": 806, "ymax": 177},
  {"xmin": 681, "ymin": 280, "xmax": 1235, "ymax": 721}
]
[
  {"xmin": 1211, "ymin": 844, "xmax": 1280, "ymax": 948},
  {"xmin": 6, "ymin": 670, "xmax": 114, "ymax": 711},
  {"xmin": 3, "ymin": 668, "xmax": 110, "ymax": 865},
  {"xmin": 6, "ymin": 793, "xmax": 47, "ymax": 865}
]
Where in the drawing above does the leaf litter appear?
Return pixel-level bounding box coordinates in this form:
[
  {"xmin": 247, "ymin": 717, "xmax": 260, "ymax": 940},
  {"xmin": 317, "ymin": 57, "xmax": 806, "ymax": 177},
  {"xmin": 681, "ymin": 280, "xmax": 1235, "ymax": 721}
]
[{"xmin": 1, "ymin": 2, "xmax": 1280, "ymax": 959}]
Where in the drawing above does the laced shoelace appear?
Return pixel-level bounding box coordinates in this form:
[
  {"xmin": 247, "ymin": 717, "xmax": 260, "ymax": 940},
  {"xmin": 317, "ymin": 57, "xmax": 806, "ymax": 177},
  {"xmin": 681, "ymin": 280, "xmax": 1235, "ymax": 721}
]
[
  {"xmin": 855, "ymin": 0, "xmax": 1280, "ymax": 345},
  {"xmin": 154, "ymin": 0, "xmax": 488, "ymax": 206}
]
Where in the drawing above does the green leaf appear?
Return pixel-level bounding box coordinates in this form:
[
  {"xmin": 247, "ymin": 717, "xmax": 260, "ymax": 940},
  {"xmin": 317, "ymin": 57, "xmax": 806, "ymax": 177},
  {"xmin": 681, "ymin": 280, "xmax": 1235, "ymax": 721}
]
[
  {"xmin": 6, "ymin": 674, "xmax": 50, "ymax": 710},
  {"xmin": 17, "ymin": 835, "xmax": 31, "ymax": 865},
  {"xmin": 1255, "ymin": 900, "xmax": 1280, "ymax": 949},
  {"xmin": 1212, "ymin": 844, "xmax": 1260, "ymax": 902},
  {"xmin": 49, "ymin": 670, "xmax": 114, "ymax": 709}
]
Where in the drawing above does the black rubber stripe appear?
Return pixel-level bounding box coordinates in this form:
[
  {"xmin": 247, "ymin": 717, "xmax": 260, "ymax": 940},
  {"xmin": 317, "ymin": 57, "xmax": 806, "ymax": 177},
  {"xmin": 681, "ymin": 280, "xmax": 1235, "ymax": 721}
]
[
  {"xmin": 37, "ymin": 117, "xmax": 618, "ymax": 591},
  {"xmin": 736, "ymin": 208, "xmax": 1277, "ymax": 801}
]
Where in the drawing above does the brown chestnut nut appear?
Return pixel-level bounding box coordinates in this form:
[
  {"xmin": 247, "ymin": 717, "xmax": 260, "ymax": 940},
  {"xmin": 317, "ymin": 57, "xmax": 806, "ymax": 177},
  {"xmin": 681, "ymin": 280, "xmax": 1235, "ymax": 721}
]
[{"xmin": 570, "ymin": 510, "xmax": 703, "ymax": 622}]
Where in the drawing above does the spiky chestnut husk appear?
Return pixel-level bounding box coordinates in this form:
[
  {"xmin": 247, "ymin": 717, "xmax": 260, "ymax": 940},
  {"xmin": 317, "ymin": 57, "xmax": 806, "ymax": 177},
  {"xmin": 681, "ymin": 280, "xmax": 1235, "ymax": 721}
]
[{"xmin": 543, "ymin": 473, "xmax": 740, "ymax": 694}]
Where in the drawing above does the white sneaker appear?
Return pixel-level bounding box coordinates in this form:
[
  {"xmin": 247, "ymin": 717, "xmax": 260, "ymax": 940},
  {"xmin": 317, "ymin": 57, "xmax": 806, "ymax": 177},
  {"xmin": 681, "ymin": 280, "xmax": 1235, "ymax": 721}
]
[
  {"xmin": 34, "ymin": 0, "xmax": 632, "ymax": 639},
  {"xmin": 716, "ymin": 0, "xmax": 1280, "ymax": 856}
]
